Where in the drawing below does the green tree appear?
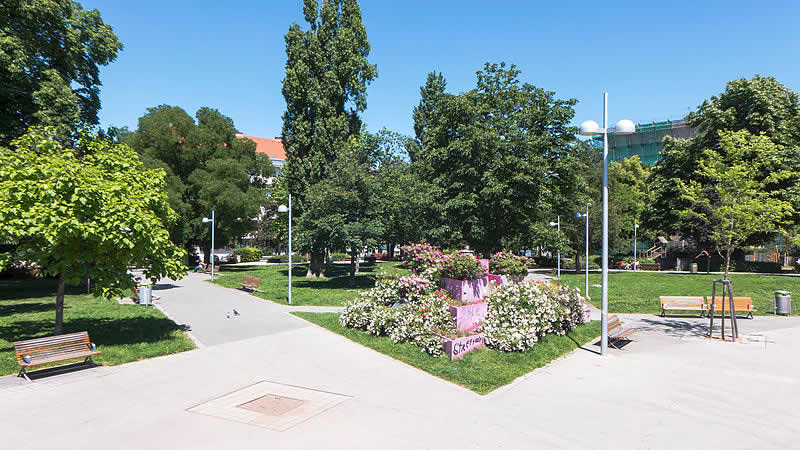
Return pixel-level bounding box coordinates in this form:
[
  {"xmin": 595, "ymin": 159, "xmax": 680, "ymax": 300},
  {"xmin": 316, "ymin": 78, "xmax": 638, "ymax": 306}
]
[
  {"xmin": 608, "ymin": 156, "xmax": 652, "ymax": 255},
  {"xmin": 128, "ymin": 105, "xmax": 271, "ymax": 261},
  {"xmin": 0, "ymin": 1, "xmax": 123, "ymax": 143},
  {"xmin": 298, "ymin": 136, "xmax": 382, "ymax": 286},
  {"xmin": 648, "ymin": 76, "xmax": 800, "ymax": 242},
  {"xmin": 678, "ymin": 131, "xmax": 794, "ymax": 278},
  {"xmin": 413, "ymin": 62, "xmax": 579, "ymax": 254},
  {"xmin": 281, "ymin": 0, "xmax": 377, "ymax": 277},
  {"xmin": 0, "ymin": 129, "xmax": 186, "ymax": 334}
]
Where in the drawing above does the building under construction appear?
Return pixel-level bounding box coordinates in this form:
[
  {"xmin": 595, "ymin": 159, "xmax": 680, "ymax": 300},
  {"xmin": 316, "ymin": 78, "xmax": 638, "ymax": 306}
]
[{"xmin": 592, "ymin": 119, "xmax": 697, "ymax": 165}]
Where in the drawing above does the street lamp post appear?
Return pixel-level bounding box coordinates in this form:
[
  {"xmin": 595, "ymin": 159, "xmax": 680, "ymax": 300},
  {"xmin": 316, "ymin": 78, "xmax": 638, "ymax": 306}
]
[
  {"xmin": 201, "ymin": 210, "xmax": 215, "ymax": 281},
  {"xmin": 634, "ymin": 219, "xmax": 639, "ymax": 271},
  {"xmin": 579, "ymin": 93, "xmax": 634, "ymax": 355},
  {"xmin": 549, "ymin": 216, "xmax": 561, "ymax": 278},
  {"xmin": 278, "ymin": 194, "xmax": 292, "ymax": 304},
  {"xmin": 577, "ymin": 204, "xmax": 589, "ymax": 296}
]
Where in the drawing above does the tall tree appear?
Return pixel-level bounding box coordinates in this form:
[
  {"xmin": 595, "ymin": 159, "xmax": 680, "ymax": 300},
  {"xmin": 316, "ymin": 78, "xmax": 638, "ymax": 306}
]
[
  {"xmin": 0, "ymin": 129, "xmax": 186, "ymax": 334},
  {"xmin": 128, "ymin": 105, "xmax": 271, "ymax": 261},
  {"xmin": 0, "ymin": 1, "xmax": 123, "ymax": 143},
  {"xmin": 411, "ymin": 71, "xmax": 447, "ymax": 160},
  {"xmin": 678, "ymin": 131, "xmax": 794, "ymax": 278},
  {"xmin": 647, "ymin": 76, "xmax": 800, "ymax": 242},
  {"xmin": 413, "ymin": 62, "xmax": 579, "ymax": 254},
  {"xmin": 282, "ymin": 0, "xmax": 377, "ymax": 277},
  {"xmin": 608, "ymin": 156, "xmax": 652, "ymax": 255}
]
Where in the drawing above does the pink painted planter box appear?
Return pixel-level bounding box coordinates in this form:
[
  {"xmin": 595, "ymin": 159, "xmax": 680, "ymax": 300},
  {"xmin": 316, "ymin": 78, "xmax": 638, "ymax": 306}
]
[
  {"xmin": 487, "ymin": 274, "xmax": 502, "ymax": 284},
  {"xmin": 443, "ymin": 277, "xmax": 489, "ymax": 303},
  {"xmin": 449, "ymin": 302, "xmax": 488, "ymax": 332},
  {"xmin": 442, "ymin": 333, "xmax": 485, "ymax": 360},
  {"xmin": 488, "ymin": 274, "xmax": 524, "ymax": 285},
  {"xmin": 479, "ymin": 259, "xmax": 490, "ymax": 271},
  {"xmin": 583, "ymin": 306, "xmax": 592, "ymax": 322}
]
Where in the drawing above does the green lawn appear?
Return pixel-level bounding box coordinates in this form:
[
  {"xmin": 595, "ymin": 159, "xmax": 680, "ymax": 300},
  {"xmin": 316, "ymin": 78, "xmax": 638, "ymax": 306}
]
[
  {"xmin": 292, "ymin": 312, "xmax": 601, "ymax": 395},
  {"xmin": 0, "ymin": 278, "xmax": 196, "ymax": 377},
  {"xmin": 558, "ymin": 272, "xmax": 800, "ymax": 315},
  {"xmin": 212, "ymin": 262, "xmax": 408, "ymax": 306}
]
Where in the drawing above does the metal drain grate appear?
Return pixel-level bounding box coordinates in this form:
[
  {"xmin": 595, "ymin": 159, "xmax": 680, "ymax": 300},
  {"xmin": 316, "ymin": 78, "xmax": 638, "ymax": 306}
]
[{"xmin": 237, "ymin": 394, "xmax": 306, "ymax": 416}]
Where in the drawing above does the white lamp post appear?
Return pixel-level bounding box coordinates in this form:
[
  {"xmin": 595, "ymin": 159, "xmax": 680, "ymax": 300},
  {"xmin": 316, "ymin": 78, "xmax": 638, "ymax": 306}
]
[
  {"xmin": 201, "ymin": 210, "xmax": 215, "ymax": 281},
  {"xmin": 634, "ymin": 219, "xmax": 639, "ymax": 271},
  {"xmin": 576, "ymin": 204, "xmax": 589, "ymax": 296},
  {"xmin": 277, "ymin": 194, "xmax": 292, "ymax": 304},
  {"xmin": 549, "ymin": 216, "xmax": 561, "ymax": 278},
  {"xmin": 580, "ymin": 93, "xmax": 635, "ymax": 355}
]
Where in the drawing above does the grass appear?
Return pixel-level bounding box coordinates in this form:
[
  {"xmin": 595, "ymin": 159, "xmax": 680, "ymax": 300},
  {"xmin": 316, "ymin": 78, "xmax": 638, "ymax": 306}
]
[
  {"xmin": 558, "ymin": 271, "xmax": 800, "ymax": 315},
  {"xmin": 291, "ymin": 312, "xmax": 601, "ymax": 395},
  {"xmin": 212, "ymin": 261, "xmax": 409, "ymax": 307},
  {"xmin": 0, "ymin": 278, "xmax": 196, "ymax": 377}
]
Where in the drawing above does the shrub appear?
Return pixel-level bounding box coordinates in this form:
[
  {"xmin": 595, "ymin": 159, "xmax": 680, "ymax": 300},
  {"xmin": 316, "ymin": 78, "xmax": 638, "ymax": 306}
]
[
  {"xmin": 401, "ymin": 242, "xmax": 451, "ymax": 278},
  {"xmin": 330, "ymin": 252, "xmax": 349, "ymax": 262},
  {"xmin": 440, "ymin": 252, "xmax": 486, "ymax": 280},
  {"xmin": 340, "ymin": 272, "xmax": 451, "ymax": 356},
  {"xmin": 265, "ymin": 254, "xmax": 308, "ymax": 263},
  {"xmin": 234, "ymin": 247, "xmax": 262, "ymax": 263},
  {"xmin": 732, "ymin": 260, "xmax": 781, "ymax": 273},
  {"xmin": 481, "ymin": 281, "xmax": 586, "ymax": 352},
  {"xmin": 489, "ymin": 251, "xmax": 529, "ymax": 276}
]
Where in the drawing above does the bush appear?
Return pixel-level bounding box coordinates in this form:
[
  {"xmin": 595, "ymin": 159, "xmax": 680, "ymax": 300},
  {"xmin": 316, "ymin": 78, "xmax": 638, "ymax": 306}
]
[
  {"xmin": 440, "ymin": 252, "xmax": 486, "ymax": 280},
  {"xmin": 401, "ymin": 243, "xmax": 449, "ymax": 276},
  {"xmin": 489, "ymin": 251, "xmax": 529, "ymax": 276},
  {"xmin": 340, "ymin": 272, "xmax": 451, "ymax": 356},
  {"xmin": 330, "ymin": 252, "xmax": 349, "ymax": 262},
  {"xmin": 482, "ymin": 281, "xmax": 587, "ymax": 352},
  {"xmin": 731, "ymin": 260, "xmax": 781, "ymax": 273},
  {"xmin": 234, "ymin": 247, "xmax": 262, "ymax": 263}
]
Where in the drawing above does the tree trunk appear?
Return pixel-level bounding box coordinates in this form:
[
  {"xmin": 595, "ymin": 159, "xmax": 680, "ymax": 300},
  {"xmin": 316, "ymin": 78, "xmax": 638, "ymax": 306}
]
[
  {"xmin": 355, "ymin": 251, "xmax": 360, "ymax": 274},
  {"xmin": 54, "ymin": 274, "xmax": 65, "ymax": 335},
  {"xmin": 724, "ymin": 248, "xmax": 731, "ymax": 280},
  {"xmin": 202, "ymin": 242, "xmax": 211, "ymax": 264},
  {"xmin": 306, "ymin": 251, "xmax": 326, "ymax": 278},
  {"xmin": 349, "ymin": 251, "xmax": 357, "ymax": 288},
  {"xmin": 388, "ymin": 243, "xmax": 396, "ymax": 261},
  {"xmin": 574, "ymin": 251, "xmax": 581, "ymax": 274}
]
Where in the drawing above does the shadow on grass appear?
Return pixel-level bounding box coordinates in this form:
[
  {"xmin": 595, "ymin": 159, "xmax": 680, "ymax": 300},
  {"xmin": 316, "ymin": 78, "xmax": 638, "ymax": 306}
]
[
  {"xmin": 0, "ymin": 302, "xmax": 56, "ymax": 316},
  {"xmin": 0, "ymin": 279, "xmax": 85, "ymax": 301},
  {"xmin": 0, "ymin": 316, "xmax": 186, "ymax": 346}
]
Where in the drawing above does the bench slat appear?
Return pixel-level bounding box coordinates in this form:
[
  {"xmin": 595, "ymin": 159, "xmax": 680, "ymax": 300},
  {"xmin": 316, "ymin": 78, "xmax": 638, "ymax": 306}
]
[{"xmin": 18, "ymin": 351, "xmax": 101, "ymax": 368}]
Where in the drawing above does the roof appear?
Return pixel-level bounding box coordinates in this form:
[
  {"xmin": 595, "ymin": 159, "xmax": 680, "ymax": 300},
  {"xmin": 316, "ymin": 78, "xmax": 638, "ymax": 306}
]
[{"xmin": 237, "ymin": 134, "xmax": 286, "ymax": 160}]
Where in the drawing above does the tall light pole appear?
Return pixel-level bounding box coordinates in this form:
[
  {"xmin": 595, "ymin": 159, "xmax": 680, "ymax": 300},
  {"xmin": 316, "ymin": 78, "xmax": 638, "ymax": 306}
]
[
  {"xmin": 580, "ymin": 94, "xmax": 635, "ymax": 355},
  {"xmin": 202, "ymin": 210, "xmax": 215, "ymax": 281},
  {"xmin": 278, "ymin": 194, "xmax": 292, "ymax": 304},
  {"xmin": 549, "ymin": 216, "xmax": 560, "ymax": 278},
  {"xmin": 577, "ymin": 204, "xmax": 589, "ymax": 296},
  {"xmin": 634, "ymin": 219, "xmax": 639, "ymax": 271}
]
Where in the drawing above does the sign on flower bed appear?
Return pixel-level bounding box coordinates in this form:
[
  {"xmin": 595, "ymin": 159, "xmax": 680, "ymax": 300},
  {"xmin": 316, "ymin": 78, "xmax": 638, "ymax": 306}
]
[
  {"xmin": 433, "ymin": 289, "xmax": 488, "ymax": 332},
  {"xmin": 436, "ymin": 330, "xmax": 485, "ymax": 360}
]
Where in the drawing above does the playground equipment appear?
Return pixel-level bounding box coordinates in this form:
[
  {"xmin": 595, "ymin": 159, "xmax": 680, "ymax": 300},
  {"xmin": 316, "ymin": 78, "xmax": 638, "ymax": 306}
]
[{"xmin": 707, "ymin": 279, "xmax": 738, "ymax": 341}]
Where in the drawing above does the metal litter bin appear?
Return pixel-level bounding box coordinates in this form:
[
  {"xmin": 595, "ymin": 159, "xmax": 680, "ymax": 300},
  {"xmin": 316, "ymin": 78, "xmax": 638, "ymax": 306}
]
[
  {"xmin": 139, "ymin": 282, "xmax": 153, "ymax": 306},
  {"xmin": 689, "ymin": 263, "xmax": 698, "ymax": 274},
  {"xmin": 774, "ymin": 290, "xmax": 791, "ymax": 316}
]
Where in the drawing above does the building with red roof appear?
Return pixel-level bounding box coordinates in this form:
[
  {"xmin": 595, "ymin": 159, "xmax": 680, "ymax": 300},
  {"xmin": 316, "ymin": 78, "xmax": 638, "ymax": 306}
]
[{"xmin": 236, "ymin": 134, "xmax": 286, "ymax": 172}]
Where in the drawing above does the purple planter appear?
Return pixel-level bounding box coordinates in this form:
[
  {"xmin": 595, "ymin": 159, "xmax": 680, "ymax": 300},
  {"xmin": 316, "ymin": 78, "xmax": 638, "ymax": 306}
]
[
  {"xmin": 479, "ymin": 259, "xmax": 490, "ymax": 271},
  {"xmin": 449, "ymin": 302, "xmax": 488, "ymax": 332},
  {"xmin": 442, "ymin": 333, "xmax": 485, "ymax": 360},
  {"xmin": 487, "ymin": 274, "xmax": 503, "ymax": 284},
  {"xmin": 583, "ymin": 306, "xmax": 592, "ymax": 322},
  {"xmin": 443, "ymin": 277, "xmax": 489, "ymax": 303}
]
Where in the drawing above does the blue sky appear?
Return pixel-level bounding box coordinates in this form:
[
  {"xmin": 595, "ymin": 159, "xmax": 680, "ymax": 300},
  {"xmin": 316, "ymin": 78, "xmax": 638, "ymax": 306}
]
[{"xmin": 86, "ymin": 0, "xmax": 800, "ymax": 139}]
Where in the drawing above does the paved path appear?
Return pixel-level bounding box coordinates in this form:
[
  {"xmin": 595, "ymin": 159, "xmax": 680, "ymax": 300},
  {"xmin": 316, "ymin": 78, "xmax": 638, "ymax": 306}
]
[
  {"xmin": 2, "ymin": 276, "xmax": 800, "ymax": 449},
  {"xmin": 150, "ymin": 273, "xmax": 310, "ymax": 347}
]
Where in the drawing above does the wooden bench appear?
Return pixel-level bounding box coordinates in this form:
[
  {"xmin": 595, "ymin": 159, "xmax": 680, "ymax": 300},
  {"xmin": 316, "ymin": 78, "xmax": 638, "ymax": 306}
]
[
  {"xmin": 608, "ymin": 315, "xmax": 637, "ymax": 349},
  {"xmin": 660, "ymin": 296, "xmax": 707, "ymax": 317},
  {"xmin": 14, "ymin": 331, "xmax": 101, "ymax": 381},
  {"xmin": 639, "ymin": 263, "xmax": 660, "ymax": 271},
  {"xmin": 235, "ymin": 275, "xmax": 262, "ymax": 292},
  {"xmin": 706, "ymin": 297, "xmax": 757, "ymax": 319},
  {"xmin": 203, "ymin": 264, "xmax": 221, "ymax": 275}
]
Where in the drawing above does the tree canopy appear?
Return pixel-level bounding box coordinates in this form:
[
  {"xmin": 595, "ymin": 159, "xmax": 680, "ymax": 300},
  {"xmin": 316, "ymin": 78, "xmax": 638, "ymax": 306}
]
[
  {"xmin": 412, "ymin": 63, "xmax": 580, "ymax": 254},
  {"xmin": 0, "ymin": 0, "xmax": 123, "ymax": 143},
  {"xmin": 126, "ymin": 105, "xmax": 271, "ymax": 260},
  {"xmin": 0, "ymin": 129, "xmax": 186, "ymax": 333},
  {"xmin": 281, "ymin": 0, "xmax": 377, "ymax": 276}
]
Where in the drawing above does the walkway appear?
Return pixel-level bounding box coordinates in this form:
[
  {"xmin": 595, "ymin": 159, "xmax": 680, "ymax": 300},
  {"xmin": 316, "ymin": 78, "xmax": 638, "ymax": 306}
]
[{"xmin": 1, "ymin": 276, "xmax": 799, "ymax": 449}]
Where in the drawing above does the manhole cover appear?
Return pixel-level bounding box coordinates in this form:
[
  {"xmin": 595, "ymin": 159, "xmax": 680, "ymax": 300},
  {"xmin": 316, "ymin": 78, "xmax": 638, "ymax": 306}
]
[{"xmin": 238, "ymin": 395, "xmax": 306, "ymax": 416}]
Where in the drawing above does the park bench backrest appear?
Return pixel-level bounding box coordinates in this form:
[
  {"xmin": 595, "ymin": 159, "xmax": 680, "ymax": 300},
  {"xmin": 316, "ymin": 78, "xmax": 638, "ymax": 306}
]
[
  {"xmin": 14, "ymin": 331, "xmax": 92, "ymax": 366},
  {"xmin": 707, "ymin": 297, "xmax": 754, "ymax": 311},
  {"xmin": 241, "ymin": 275, "xmax": 261, "ymax": 288},
  {"xmin": 608, "ymin": 315, "xmax": 622, "ymax": 333},
  {"xmin": 660, "ymin": 296, "xmax": 705, "ymax": 307}
]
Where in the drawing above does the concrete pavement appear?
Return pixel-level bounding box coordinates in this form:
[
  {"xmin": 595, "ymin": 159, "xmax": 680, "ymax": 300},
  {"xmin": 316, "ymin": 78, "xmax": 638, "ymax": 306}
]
[{"xmin": 1, "ymin": 275, "xmax": 799, "ymax": 449}]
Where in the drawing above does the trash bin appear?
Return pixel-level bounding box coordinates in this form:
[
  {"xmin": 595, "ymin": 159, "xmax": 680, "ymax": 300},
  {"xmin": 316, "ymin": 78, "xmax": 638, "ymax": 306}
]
[
  {"xmin": 689, "ymin": 263, "xmax": 698, "ymax": 274},
  {"xmin": 774, "ymin": 290, "xmax": 791, "ymax": 315},
  {"xmin": 139, "ymin": 282, "xmax": 153, "ymax": 306}
]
